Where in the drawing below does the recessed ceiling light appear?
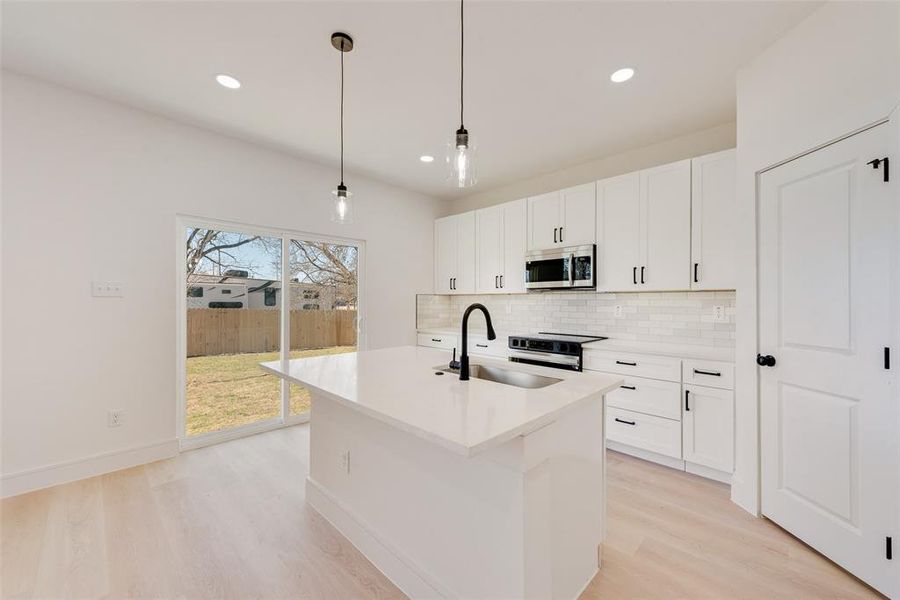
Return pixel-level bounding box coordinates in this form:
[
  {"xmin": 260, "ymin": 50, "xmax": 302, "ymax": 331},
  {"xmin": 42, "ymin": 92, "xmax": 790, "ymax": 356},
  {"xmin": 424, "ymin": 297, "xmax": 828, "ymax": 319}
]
[
  {"xmin": 215, "ymin": 74, "xmax": 241, "ymax": 89},
  {"xmin": 420, "ymin": 155, "xmax": 435, "ymax": 163},
  {"xmin": 610, "ymin": 67, "xmax": 635, "ymax": 83}
]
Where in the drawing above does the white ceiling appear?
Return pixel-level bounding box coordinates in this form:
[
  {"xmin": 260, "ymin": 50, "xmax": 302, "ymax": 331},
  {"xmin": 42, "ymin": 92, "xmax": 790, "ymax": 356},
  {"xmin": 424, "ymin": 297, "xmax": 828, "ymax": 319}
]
[{"xmin": 2, "ymin": 1, "xmax": 819, "ymax": 199}]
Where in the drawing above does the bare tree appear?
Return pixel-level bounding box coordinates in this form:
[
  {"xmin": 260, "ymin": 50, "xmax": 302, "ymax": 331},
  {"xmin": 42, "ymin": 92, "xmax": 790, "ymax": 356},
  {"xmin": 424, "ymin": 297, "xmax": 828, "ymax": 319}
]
[
  {"xmin": 185, "ymin": 228, "xmax": 260, "ymax": 278},
  {"xmin": 290, "ymin": 241, "xmax": 358, "ymax": 307}
]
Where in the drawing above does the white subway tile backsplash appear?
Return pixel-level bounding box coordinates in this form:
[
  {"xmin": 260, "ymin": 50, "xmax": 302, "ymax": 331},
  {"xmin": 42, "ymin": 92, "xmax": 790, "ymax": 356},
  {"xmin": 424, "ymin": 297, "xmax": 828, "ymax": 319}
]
[{"xmin": 416, "ymin": 290, "xmax": 736, "ymax": 349}]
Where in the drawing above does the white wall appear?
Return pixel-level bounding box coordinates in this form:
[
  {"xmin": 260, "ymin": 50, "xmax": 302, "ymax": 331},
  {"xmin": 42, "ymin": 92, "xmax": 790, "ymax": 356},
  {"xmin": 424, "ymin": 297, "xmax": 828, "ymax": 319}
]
[
  {"xmin": 0, "ymin": 71, "xmax": 445, "ymax": 495},
  {"xmin": 732, "ymin": 1, "xmax": 900, "ymax": 514},
  {"xmin": 449, "ymin": 122, "xmax": 736, "ymax": 213}
]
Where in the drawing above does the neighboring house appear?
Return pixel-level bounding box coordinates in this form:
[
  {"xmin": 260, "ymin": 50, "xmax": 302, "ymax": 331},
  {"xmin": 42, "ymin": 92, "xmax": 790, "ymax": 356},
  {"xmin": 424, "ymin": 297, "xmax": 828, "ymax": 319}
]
[{"xmin": 187, "ymin": 271, "xmax": 345, "ymax": 310}]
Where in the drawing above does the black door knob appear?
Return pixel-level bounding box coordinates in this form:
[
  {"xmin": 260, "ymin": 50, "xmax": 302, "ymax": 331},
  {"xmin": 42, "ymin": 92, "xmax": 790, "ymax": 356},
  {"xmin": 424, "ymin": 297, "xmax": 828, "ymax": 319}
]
[{"xmin": 757, "ymin": 354, "xmax": 777, "ymax": 367}]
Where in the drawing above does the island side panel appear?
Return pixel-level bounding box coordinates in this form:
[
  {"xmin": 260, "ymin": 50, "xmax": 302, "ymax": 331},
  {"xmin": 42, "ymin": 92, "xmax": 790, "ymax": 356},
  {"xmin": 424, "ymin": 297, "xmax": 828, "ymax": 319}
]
[{"xmin": 306, "ymin": 392, "xmax": 528, "ymax": 599}]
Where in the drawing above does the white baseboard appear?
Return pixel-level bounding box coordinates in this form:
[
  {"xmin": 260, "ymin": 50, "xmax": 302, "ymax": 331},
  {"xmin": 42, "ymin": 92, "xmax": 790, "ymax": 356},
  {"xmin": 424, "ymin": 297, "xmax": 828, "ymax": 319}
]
[
  {"xmin": 305, "ymin": 477, "xmax": 454, "ymax": 600},
  {"xmin": 685, "ymin": 461, "xmax": 733, "ymax": 485},
  {"xmin": 607, "ymin": 440, "xmax": 685, "ymax": 470},
  {"xmin": 1, "ymin": 438, "xmax": 179, "ymax": 498}
]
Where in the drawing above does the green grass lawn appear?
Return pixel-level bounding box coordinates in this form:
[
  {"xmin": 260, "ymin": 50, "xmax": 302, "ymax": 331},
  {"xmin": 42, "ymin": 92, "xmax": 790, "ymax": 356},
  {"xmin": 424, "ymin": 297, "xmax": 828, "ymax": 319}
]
[{"xmin": 186, "ymin": 346, "xmax": 356, "ymax": 436}]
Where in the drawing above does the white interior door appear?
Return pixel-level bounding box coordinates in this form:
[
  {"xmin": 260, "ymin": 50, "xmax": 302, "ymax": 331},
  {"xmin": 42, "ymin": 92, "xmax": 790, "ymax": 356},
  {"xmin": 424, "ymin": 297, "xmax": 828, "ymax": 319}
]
[{"xmin": 759, "ymin": 122, "xmax": 897, "ymax": 596}]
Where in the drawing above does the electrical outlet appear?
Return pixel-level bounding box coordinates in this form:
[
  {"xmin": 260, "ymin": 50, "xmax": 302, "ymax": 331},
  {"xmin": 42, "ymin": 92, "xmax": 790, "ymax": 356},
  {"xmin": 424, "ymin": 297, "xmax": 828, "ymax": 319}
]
[
  {"xmin": 614, "ymin": 305, "xmax": 624, "ymax": 318},
  {"xmin": 92, "ymin": 281, "xmax": 124, "ymax": 297},
  {"xmin": 108, "ymin": 410, "xmax": 124, "ymax": 427},
  {"xmin": 713, "ymin": 305, "xmax": 727, "ymax": 323},
  {"xmin": 340, "ymin": 450, "xmax": 350, "ymax": 474},
  {"xmin": 505, "ymin": 300, "xmax": 512, "ymax": 315}
]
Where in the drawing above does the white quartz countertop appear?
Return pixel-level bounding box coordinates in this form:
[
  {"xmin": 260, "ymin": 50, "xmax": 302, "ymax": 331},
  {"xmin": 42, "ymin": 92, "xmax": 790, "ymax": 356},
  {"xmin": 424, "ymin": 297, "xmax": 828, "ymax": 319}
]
[
  {"xmin": 261, "ymin": 346, "xmax": 622, "ymax": 457},
  {"xmin": 417, "ymin": 328, "xmax": 734, "ymax": 362},
  {"xmin": 581, "ymin": 338, "xmax": 734, "ymax": 362}
]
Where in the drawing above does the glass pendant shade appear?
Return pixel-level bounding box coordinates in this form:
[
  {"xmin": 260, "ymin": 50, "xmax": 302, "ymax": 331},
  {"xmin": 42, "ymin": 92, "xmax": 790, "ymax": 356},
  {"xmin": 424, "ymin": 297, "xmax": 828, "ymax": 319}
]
[
  {"xmin": 331, "ymin": 184, "xmax": 354, "ymax": 224},
  {"xmin": 446, "ymin": 127, "xmax": 477, "ymax": 188}
]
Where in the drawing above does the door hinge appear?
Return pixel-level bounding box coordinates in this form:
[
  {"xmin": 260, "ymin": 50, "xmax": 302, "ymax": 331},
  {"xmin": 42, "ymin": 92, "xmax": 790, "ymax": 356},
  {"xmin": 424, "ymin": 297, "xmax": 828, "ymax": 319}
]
[
  {"xmin": 887, "ymin": 536, "xmax": 893, "ymax": 560},
  {"xmin": 885, "ymin": 347, "xmax": 891, "ymax": 370},
  {"xmin": 867, "ymin": 157, "xmax": 890, "ymax": 182}
]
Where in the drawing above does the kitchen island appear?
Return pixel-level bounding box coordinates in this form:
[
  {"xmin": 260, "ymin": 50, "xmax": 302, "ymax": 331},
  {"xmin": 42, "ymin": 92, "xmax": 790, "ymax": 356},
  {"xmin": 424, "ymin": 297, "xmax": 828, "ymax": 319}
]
[{"xmin": 261, "ymin": 346, "xmax": 622, "ymax": 599}]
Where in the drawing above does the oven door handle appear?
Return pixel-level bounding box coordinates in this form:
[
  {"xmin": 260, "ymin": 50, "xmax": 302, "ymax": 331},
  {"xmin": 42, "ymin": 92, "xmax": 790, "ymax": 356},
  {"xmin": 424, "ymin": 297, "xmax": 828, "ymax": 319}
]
[{"xmin": 508, "ymin": 350, "xmax": 580, "ymax": 368}]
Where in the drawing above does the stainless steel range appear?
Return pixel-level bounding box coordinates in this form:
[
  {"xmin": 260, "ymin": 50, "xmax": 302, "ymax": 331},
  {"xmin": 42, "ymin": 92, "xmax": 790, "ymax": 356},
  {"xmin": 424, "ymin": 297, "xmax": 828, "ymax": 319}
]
[{"xmin": 507, "ymin": 332, "xmax": 607, "ymax": 371}]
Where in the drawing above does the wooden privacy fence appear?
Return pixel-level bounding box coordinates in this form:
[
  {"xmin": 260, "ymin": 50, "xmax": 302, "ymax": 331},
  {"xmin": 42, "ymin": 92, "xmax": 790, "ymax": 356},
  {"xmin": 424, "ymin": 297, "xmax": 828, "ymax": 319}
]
[{"xmin": 187, "ymin": 309, "xmax": 357, "ymax": 357}]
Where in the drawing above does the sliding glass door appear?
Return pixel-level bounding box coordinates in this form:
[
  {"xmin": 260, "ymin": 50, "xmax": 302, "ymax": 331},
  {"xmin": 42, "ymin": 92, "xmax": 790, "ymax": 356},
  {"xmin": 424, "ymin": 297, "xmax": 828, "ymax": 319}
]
[
  {"xmin": 287, "ymin": 239, "xmax": 359, "ymax": 417},
  {"xmin": 181, "ymin": 221, "xmax": 362, "ymax": 443}
]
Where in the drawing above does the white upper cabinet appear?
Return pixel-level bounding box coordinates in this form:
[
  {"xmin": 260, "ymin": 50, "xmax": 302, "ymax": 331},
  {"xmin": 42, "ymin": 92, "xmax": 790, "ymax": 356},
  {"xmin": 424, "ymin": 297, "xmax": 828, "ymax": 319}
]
[
  {"xmin": 641, "ymin": 159, "xmax": 692, "ymax": 291},
  {"xmin": 527, "ymin": 184, "xmax": 596, "ymax": 250},
  {"xmin": 598, "ymin": 172, "xmax": 641, "ymax": 291},
  {"xmin": 476, "ymin": 199, "xmax": 526, "ymax": 294},
  {"xmin": 691, "ymin": 149, "xmax": 736, "ymax": 290},
  {"xmin": 501, "ymin": 199, "xmax": 527, "ymax": 293},
  {"xmin": 560, "ymin": 183, "xmax": 596, "ymax": 246},
  {"xmin": 597, "ymin": 160, "xmax": 691, "ymax": 291},
  {"xmin": 527, "ymin": 191, "xmax": 561, "ymax": 250},
  {"xmin": 434, "ymin": 212, "xmax": 475, "ymax": 294}
]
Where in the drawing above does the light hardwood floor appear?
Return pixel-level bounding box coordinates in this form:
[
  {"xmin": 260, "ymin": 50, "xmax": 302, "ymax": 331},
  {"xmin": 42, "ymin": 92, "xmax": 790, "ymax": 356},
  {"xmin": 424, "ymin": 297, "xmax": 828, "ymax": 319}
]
[{"xmin": 2, "ymin": 425, "xmax": 881, "ymax": 599}]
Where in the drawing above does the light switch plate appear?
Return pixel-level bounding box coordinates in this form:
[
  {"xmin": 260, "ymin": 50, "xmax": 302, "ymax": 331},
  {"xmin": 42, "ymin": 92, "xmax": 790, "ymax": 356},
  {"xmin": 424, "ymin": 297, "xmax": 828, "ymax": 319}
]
[{"xmin": 92, "ymin": 281, "xmax": 124, "ymax": 297}]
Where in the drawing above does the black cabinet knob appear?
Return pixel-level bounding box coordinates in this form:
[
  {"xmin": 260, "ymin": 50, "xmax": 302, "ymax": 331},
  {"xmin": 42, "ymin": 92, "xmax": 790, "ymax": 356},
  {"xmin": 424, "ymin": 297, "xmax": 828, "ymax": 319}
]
[{"xmin": 757, "ymin": 354, "xmax": 777, "ymax": 367}]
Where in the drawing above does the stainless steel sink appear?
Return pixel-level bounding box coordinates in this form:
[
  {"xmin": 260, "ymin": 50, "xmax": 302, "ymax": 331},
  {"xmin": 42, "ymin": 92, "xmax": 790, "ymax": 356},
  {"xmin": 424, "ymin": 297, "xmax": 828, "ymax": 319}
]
[{"xmin": 435, "ymin": 364, "xmax": 562, "ymax": 389}]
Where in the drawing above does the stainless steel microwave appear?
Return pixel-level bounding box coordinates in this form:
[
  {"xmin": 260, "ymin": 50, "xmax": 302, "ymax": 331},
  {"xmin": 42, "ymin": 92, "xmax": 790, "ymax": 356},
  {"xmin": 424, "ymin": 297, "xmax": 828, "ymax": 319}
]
[{"xmin": 525, "ymin": 244, "xmax": 596, "ymax": 290}]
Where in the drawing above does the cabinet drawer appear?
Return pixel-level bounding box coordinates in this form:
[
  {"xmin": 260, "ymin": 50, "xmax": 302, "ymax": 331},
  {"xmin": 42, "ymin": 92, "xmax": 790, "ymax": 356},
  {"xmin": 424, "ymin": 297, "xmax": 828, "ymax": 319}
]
[
  {"xmin": 585, "ymin": 350, "xmax": 681, "ymax": 382},
  {"xmin": 468, "ymin": 337, "xmax": 509, "ymax": 359},
  {"xmin": 604, "ymin": 375, "xmax": 681, "ymax": 420},
  {"xmin": 417, "ymin": 333, "xmax": 458, "ymax": 351},
  {"xmin": 683, "ymin": 359, "xmax": 734, "ymax": 390},
  {"xmin": 606, "ymin": 407, "xmax": 681, "ymax": 459}
]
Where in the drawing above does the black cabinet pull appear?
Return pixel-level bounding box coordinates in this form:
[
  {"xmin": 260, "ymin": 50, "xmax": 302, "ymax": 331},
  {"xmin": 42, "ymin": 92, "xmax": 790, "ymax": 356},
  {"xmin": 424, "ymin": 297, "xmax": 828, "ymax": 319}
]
[
  {"xmin": 633, "ymin": 267, "xmax": 637, "ymax": 285},
  {"xmin": 693, "ymin": 369, "xmax": 721, "ymax": 377},
  {"xmin": 553, "ymin": 228, "xmax": 558, "ymax": 243},
  {"xmin": 693, "ymin": 263, "xmax": 699, "ymax": 283},
  {"xmin": 431, "ymin": 338, "xmax": 442, "ymax": 342},
  {"xmin": 560, "ymin": 227, "xmax": 564, "ymax": 242},
  {"xmin": 616, "ymin": 360, "xmax": 637, "ymax": 366},
  {"xmin": 620, "ymin": 385, "xmax": 636, "ymax": 390},
  {"xmin": 685, "ymin": 389, "xmax": 691, "ymax": 411},
  {"xmin": 499, "ymin": 275, "xmax": 503, "ymax": 288},
  {"xmin": 640, "ymin": 266, "xmax": 645, "ymax": 284},
  {"xmin": 475, "ymin": 343, "xmax": 488, "ymax": 348},
  {"xmin": 495, "ymin": 275, "xmax": 499, "ymax": 288},
  {"xmin": 614, "ymin": 417, "xmax": 636, "ymax": 426}
]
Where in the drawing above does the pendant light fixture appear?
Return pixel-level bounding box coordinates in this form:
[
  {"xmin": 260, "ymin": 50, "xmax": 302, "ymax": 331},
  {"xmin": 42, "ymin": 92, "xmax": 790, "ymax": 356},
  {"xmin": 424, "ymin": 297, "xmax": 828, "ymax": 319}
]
[
  {"xmin": 447, "ymin": 0, "xmax": 476, "ymax": 188},
  {"xmin": 330, "ymin": 32, "xmax": 354, "ymax": 223}
]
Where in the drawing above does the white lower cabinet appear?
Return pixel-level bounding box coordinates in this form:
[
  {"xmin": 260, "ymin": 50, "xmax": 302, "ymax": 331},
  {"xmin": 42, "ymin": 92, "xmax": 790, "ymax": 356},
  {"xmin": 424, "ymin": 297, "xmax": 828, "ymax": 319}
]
[
  {"xmin": 416, "ymin": 333, "xmax": 458, "ymax": 351},
  {"xmin": 587, "ymin": 349, "xmax": 735, "ymax": 483},
  {"xmin": 682, "ymin": 384, "xmax": 734, "ymax": 473},
  {"xmin": 606, "ymin": 407, "xmax": 682, "ymax": 459}
]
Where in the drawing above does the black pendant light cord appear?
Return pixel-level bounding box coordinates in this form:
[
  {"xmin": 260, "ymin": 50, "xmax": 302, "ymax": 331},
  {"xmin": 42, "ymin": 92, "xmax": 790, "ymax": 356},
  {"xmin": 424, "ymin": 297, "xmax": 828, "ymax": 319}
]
[
  {"xmin": 340, "ymin": 47, "xmax": 345, "ymax": 186},
  {"xmin": 459, "ymin": 0, "xmax": 464, "ymax": 129}
]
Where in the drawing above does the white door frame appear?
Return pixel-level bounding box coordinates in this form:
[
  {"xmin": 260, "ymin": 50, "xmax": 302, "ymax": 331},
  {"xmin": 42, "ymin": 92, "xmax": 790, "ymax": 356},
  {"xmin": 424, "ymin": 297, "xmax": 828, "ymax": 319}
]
[
  {"xmin": 745, "ymin": 114, "xmax": 897, "ymax": 516},
  {"xmin": 174, "ymin": 214, "xmax": 367, "ymax": 450}
]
